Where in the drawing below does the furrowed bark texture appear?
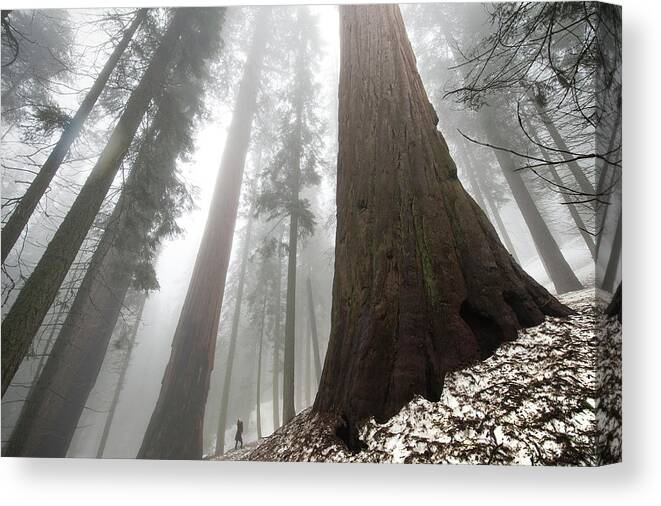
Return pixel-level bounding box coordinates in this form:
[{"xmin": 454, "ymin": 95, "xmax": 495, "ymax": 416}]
[
  {"xmin": 313, "ymin": 5, "xmax": 572, "ymax": 449},
  {"xmin": 137, "ymin": 9, "xmax": 270, "ymax": 459},
  {"xmin": 1, "ymin": 10, "xmax": 187, "ymax": 396},
  {"xmin": 1, "ymin": 9, "xmax": 147, "ymax": 263}
]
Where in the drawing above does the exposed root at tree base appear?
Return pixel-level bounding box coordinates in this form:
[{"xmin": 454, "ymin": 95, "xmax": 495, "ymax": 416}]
[{"xmin": 239, "ymin": 289, "xmax": 621, "ymax": 466}]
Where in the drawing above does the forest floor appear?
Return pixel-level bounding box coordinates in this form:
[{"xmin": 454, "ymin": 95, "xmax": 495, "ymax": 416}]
[
  {"xmin": 231, "ymin": 288, "xmax": 622, "ymax": 466},
  {"xmin": 213, "ymin": 441, "xmax": 260, "ymax": 461}
]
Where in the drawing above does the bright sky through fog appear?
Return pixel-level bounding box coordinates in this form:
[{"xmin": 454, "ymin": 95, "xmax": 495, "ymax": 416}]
[{"xmin": 67, "ymin": 5, "xmax": 342, "ymax": 456}]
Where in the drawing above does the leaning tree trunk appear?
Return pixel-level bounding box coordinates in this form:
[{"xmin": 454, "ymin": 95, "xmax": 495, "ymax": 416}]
[
  {"xmin": 24, "ymin": 259, "xmax": 87, "ymax": 400},
  {"xmin": 523, "ymin": 113, "xmax": 596, "ymax": 259},
  {"xmin": 312, "ymin": 5, "xmax": 572, "ymax": 450},
  {"xmin": 1, "ymin": 10, "xmax": 187, "ymax": 396},
  {"xmin": 137, "ymin": 9, "xmax": 270, "ymax": 460},
  {"xmin": 601, "ymin": 210, "xmax": 621, "ymax": 292},
  {"xmin": 3, "ymin": 100, "xmax": 170, "ymax": 457},
  {"xmin": 215, "ymin": 215, "xmax": 254, "ymax": 455},
  {"xmin": 530, "ymin": 97, "xmax": 595, "ymax": 199},
  {"xmin": 481, "ymin": 111, "xmax": 584, "ymax": 294},
  {"xmin": 1, "ymin": 9, "xmax": 147, "ymax": 264},
  {"xmin": 96, "ymin": 291, "xmax": 147, "ymax": 458},
  {"xmin": 605, "ymin": 282, "xmax": 622, "ymax": 323},
  {"xmin": 458, "ymin": 142, "xmax": 521, "ymax": 264}
]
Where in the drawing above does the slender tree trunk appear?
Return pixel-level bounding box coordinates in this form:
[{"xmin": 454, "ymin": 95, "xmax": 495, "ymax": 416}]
[
  {"xmin": 305, "ymin": 276, "xmax": 321, "ymax": 383},
  {"xmin": 596, "ymin": 90, "xmax": 621, "ymax": 293},
  {"xmin": 601, "ymin": 210, "xmax": 621, "ymax": 292},
  {"xmin": 481, "ymin": 111, "xmax": 583, "ymax": 294},
  {"xmin": 271, "ymin": 241, "xmax": 283, "ymax": 431},
  {"xmin": 313, "ymin": 5, "xmax": 572, "ymax": 449},
  {"xmin": 255, "ymin": 285, "xmax": 268, "ymax": 440},
  {"xmin": 137, "ymin": 9, "xmax": 270, "ymax": 460},
  {"xmin": 3, "ymin": 100, "xmax": 168, "ymax": 457},
  {"xmin": 437, "ymin": 17, "xmax": 520, "ymax": 264},
  {"xmin": 303, "ymin": 313, "xmax": 311, "ymax": 407},
  {"xmin": 25, "ymin": 259, "xmax": 87, "ymax": 399},
  {"xmin": 214, "ymin": 215, "xmax": 254, "ymax": 455},
  {"xmin": 282, "ymin": 159, "xmax": 301, "ymax": 424},
  {"xmin": 523, "ymin": 114, "xmax": 596, "ymax": 259},
  {"xmin": 1, "ymin": 9, "xmax": 147, "ymax": 263},
  {"xmin": 458, "ymin": 142, "xmax": 521, "ymax": 264},
  {"xmin": 605, "ymin": 282, "xmax": 622, "ymax": 323},
  {"xmin": 1, "ymin": 10, "xmax": 187, "ymax": 396},
  {"xmin": 281, "ymin": 66, "xmax": 306, "ymax": 424},
  {"xmin": 456, "ymin": 145, "xmax": 488, "ymax": 211},
  {"xmin": 482, "ymin": 189, "xmax": 521, "ymax": 265},
  {"xmin": 295, "ymin": 306, "xmax": 305, "ymax": 410},
  {"xmin": 96, "ymin": 291, "xmax": 147, "ymax": 458},
  {"xmin": 530, "ymin": 98, "xmax": 595, "ymax": 198}
]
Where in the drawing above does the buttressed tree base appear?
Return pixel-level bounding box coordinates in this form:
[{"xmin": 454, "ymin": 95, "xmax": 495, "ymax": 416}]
[{"xmin": 1, "ymin": 2, "xmax": 622, "ymax": 467}]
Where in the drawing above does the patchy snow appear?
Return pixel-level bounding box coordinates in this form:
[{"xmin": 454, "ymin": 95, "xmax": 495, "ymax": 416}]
[
  {"xmin": 239, "ymin": 288, "xmax": 622, "ymax": 466},
  {"xmin": 210, "ymin": 440, "xmax": 261, "ymax": 462}
]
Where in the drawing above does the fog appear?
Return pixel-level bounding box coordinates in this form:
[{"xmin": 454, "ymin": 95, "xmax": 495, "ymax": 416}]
[{"xmin": 2, "ymin": 3, "xmax": 617, "ymax": 458}]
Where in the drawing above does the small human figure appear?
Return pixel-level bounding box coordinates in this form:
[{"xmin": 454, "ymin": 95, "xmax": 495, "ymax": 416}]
[{"xmin": 234, "ymin": 418, "xmax": 244, "ymax": 450}]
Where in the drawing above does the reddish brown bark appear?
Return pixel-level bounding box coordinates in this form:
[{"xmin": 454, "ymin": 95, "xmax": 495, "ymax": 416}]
[
  {"xmin": 137, "ymin": 9, "xmax": 270, "ymax": 459},
  {"xmin": 312, "ymin": 5, "xmax": 572, "ymax": 449}
]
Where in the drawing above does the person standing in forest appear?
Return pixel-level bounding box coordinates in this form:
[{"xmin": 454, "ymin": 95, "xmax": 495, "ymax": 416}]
[{"xmin": 234, "ymin": 418, "xmax": 244, "ymax": 450}]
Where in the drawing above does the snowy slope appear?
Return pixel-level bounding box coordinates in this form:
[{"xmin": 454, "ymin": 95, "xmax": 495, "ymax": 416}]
[{"xmin": 237, "ymin": 289, "xmax": 621, "ymax": 466}]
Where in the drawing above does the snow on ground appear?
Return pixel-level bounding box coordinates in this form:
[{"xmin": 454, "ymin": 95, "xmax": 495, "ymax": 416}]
[
  {"xmin": 236, "ymin": 288, "xmax": 621, "ymax": 466},
  {"xmin": 211, "ymin": 440, "xmax": 260, "ymax": 462}
]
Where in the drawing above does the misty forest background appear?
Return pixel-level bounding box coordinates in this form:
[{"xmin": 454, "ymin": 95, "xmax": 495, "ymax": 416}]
[{"xmin": 0, "ymin": 3, "xmax": 621, "ymax": 460}]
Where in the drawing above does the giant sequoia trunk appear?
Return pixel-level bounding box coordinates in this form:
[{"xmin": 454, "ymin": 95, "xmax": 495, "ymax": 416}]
[
  {"xmin": 1, "ymin": 10, "xmax": 187, "ymax": 396},
  {"xmin": 1, "ymin": 9, "xmax": 147, "ymax": 264},
  {"xmin": 137, "ymin": 9, "xmax": 270, "ymax": 459},
  {"xmin": 312, "ymin": 5, "xmax": 572, "ymax": 449}
]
